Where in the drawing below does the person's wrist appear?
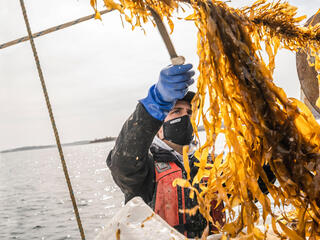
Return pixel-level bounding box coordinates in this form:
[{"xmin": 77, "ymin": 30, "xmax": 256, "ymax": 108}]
[
  {"xmin": 153, "ymin": 85, "xmax": 175, "ymax": 105},
  {"xmin": 139, "ymin": 85, "xmax": 174, "ymax": 121}
]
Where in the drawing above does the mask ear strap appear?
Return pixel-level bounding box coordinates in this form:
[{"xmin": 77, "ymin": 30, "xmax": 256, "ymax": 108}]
[
  {"xmin": 161, "ymin": 134, "xmax": 166, "ymax": 141},
  {"xmin": 156, "ymin": 132, "xmax": 166, "ymax": 141}
]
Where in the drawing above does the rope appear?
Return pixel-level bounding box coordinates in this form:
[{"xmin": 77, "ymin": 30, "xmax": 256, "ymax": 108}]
[
  {"xmin": 1, "ymin": 9, "xmax": 113, "ymax": 50},
  {"xmin": 19, "ymin": 0, "xmax": 86, "ymax": 239}
]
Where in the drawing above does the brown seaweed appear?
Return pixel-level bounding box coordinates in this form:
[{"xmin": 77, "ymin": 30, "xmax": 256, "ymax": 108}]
[{"xmin": 91, "ymin": 0, "xmax": 320, "ymax": 238}]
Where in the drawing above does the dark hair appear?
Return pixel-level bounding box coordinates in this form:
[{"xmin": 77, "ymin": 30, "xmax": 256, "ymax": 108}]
[{"xmin": 179, "ymin": 91, "xmax": 195, "ymax": 104}]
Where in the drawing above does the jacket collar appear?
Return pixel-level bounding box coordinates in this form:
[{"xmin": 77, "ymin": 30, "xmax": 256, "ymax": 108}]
[{"xmin": 151, "ymin": 136, "xmax": 196, "ymax": 165}]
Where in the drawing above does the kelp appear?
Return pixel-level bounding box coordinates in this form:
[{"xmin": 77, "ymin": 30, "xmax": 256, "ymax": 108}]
[{"xmin": 91, "ymin": 0, "xmax": 320, "ymax": 239}]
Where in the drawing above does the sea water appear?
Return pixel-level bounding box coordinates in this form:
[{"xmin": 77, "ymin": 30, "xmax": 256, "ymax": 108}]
[
  {"xmin": 0, "ymin": 139, "xmax": 285, "ymax": 240},
  {"xmin": 0, "ymin": 142, "xmax": 123, "ymax": 240}
]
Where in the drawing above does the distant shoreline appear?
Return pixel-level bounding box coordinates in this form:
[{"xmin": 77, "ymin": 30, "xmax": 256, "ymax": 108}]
[
  {"xmin": 0, "ymin": 137, "xmax": 116, "ymax": 153},
  {"xmin": 1, "ymin": 126, "xmax": 209, "ymax": 154}
]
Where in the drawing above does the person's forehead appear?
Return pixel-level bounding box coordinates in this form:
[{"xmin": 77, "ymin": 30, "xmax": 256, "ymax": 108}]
[{"xmin": 173, "ymin": 100, "xmax": 191, "ymax": 109}]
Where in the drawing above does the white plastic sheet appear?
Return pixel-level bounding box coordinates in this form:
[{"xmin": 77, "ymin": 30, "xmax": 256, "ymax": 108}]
[{"xmin": 95, "ymin": 197, "xmax": 222, "ymax": 240}]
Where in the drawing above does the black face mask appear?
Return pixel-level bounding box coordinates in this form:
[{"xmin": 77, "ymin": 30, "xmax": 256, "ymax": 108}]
[{"xmin": 163, "ymin": 115, "xmax": 194, "ymax": 146}]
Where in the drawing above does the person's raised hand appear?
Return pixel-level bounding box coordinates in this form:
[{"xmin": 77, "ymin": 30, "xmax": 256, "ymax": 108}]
[
  {"xmin": 139, "ymin": 63, "xmax": 195, "ymax": 121},
  {"xmin": 155, "ymin": 64, "xmax": 195, "ymax": 103}
]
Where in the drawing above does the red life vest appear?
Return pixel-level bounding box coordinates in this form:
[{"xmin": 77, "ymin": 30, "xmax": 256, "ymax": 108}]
[
  {"xmin": 153, "ymin": 161, "xmax": 225, "ymax": 237},
  {"xmin": 154, "ymin": 162, "xmax": 186, "ymax": 232}
]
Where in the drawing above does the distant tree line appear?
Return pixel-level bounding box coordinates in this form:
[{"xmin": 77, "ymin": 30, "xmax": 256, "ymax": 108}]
[{"xmin": 89, "ymin": 136, "xmax": 117, "ymax": 143}]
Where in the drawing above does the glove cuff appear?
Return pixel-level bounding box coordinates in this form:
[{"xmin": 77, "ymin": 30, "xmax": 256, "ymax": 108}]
[{"xmin": 139, "ymin": 85, "xmax": 174, "ymax": 121}]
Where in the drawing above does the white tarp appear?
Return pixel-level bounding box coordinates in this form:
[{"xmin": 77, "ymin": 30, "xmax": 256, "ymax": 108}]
[{"xmin": 95, "ymin": 197, "xmax": 222, "ymax": 240}]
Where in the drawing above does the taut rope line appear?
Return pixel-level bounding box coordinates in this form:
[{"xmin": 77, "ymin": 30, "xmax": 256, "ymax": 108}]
[
  {"xmin": 1, "ymin": 9, "xmax": 113, "ymax": 50},
  {"xmin": 19, "ymin": 0, "xmax": 86, "ymax": 239}
]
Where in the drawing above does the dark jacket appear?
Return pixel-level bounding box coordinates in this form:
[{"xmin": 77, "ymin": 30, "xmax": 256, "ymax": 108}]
[
  {"xmin": 106, "ymin": 103, "xmax": 216, "ymax": 238},
  {"xmin": 107, "ymin": 102, "xmax": 275, "ymax": 207},
  {"xmin": 107, "ymin": 103, "xmax": 161, "ymax": 204},
  {"xmin": 107, "ymin": 103, "xmax": 209, "ymax": 204}
]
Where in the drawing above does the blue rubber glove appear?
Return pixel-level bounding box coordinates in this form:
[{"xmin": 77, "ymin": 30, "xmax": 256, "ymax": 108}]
[{"xmin": 139, "ymin": 64, "xmax": 195, "ymax": 121}]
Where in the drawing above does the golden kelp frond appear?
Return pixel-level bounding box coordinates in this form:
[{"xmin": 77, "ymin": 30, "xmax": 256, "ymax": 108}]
[
  {"xmin": 244, "ymin": 1, "xmax": 320, "ymax": 108},
  {"xmin": 90, "ymin": 0, "xmax": 179, "ymax": 31},
  {"xmin": 91, "ymin": 0, "xmax": 320, "ymax": 238},
  {"xmin": 241, "ymin": 1, "xmax": 320, "ymax": 76},
  {"xmin": 192, "ymin": 2, "xmax": 320, "ymax": 238}
]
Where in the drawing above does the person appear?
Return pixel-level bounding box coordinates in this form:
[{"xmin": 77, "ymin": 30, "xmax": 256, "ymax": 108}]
[{"xmin": 107, "ymin": 63, "xmax": 275, "ymax": 238}]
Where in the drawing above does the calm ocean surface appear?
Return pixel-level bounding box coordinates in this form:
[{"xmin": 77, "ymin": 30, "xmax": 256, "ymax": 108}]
[
  {"xmin": 0, "ymin": 142, "xmax": 123, "ymax": 240},
  {"xmin": 0, "ymin": 139, "xmax": 282, "ymax": 240}
]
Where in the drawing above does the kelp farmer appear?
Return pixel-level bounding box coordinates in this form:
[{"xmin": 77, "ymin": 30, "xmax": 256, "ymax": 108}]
[
  {"xmin": 107, "ymin": 63, "xmax": 275, "ymax": 238},
  {"xmin": 107, "ymin": 63, "xmax": 224, "ymax": 238}
]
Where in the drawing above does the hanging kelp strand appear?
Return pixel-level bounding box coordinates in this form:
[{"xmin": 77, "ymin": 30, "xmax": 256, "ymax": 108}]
[{"xmin": 91, "ymin": 0, "xmax": 320, "ymax": 238}]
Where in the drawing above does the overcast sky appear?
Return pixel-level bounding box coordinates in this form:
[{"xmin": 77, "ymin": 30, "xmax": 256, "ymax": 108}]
[{"xmin": 0, "ymin": 0, "xmax": 319, "ymax": 151}]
